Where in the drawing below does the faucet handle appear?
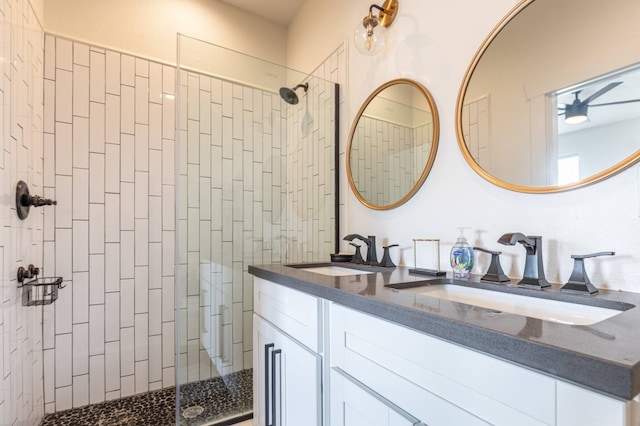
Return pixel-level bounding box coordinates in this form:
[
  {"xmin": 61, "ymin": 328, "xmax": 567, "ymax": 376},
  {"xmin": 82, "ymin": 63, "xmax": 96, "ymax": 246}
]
[
  {"xmin": 570, "ymin": 252, "xmax": 615, "ymax": 260},
  {"xmin": 379, "ymin": 244, "xmax": 399, "ymax": 268},
  {"xmin": 473, "ymin": 247, "xmax": 510, "ymax": 283},
  {"xmin": 349, "ymin": 243, "xmax": 365, "ymax": 264},
  {"xmin": 560, "ymin": 251, "xmax": 615, "ymax": 295}
]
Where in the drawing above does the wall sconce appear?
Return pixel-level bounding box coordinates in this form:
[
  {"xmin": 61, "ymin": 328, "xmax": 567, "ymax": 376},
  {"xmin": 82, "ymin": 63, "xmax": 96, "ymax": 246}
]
[{"xmin": 353, "ymin": 0, "xmax": 399, "ymax": 55}]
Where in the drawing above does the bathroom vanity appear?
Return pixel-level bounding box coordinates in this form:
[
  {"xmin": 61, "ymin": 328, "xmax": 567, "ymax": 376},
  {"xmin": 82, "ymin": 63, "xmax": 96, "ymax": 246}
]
[{"xmin": 250, "ymin": 263, "xmax": 640, "ymax": 426}]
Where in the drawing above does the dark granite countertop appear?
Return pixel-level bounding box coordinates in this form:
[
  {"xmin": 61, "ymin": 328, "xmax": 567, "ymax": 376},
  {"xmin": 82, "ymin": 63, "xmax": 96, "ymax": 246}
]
[{"xmin": 248, "ymin": 262, "xmax": 640, "ymax": 401}]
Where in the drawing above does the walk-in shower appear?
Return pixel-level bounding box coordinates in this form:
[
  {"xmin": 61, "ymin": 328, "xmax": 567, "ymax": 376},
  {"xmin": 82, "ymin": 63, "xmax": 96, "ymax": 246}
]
[
  {"xmin": 36, "ymin": 31, "xmax": 338, "ymax": 426},
  {"xmin": 174, "ymin": 34, "xmax": 339, "ymax": 424}
]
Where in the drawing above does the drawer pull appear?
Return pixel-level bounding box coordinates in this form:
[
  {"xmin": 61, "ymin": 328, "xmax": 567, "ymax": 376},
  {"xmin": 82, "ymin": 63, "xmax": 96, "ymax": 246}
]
[
  {"xmin": 264, "ymin": 343, "xmax": 275, "ymax": 426},
  {"xmin": 272, "ymin": 349, "xmax": 282, "ymax": 426}
]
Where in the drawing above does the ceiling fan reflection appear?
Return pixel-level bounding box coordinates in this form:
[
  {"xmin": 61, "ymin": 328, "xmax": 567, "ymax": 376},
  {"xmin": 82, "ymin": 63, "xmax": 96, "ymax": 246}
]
[{"xmin": 558, "ymin": 82, "xmax": 640, "ymax": 124}]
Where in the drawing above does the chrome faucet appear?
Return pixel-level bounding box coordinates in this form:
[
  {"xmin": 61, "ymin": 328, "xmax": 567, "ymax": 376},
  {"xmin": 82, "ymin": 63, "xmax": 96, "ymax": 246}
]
[
  {"xmin": 497, "ymin": 233, "xmax": 550, "ymax": 289},
  {"xmin": 343, "ymin": 234, "xmax": 378, "ymax": 266}
]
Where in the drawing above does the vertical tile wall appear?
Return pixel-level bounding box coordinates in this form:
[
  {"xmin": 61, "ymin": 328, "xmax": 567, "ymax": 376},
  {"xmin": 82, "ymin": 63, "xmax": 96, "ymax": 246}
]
[
  {"xmin": 461, "ymin": 95, "xmax": 490, "ymax": 165},
  {"xmin": 177, "ymin": 70, "xmax": 289, "ymax": 383},
  {"xmin": 0, "ymin": 0, "xmax": 45, "ymax": 425},
  {"xmin": 175, "ymin": 44, "xmax": 343, "ymax": 385},
  {"xmin": 414, "ymin": 123, "xmax": 434, "ymax": 173},
  {"xmin": 314, "ymin": 44, "xmax": 347, "ymax": 250},
  {"xmin": 42, "ymin": 35, "xmax": 346, "ymax": 412},
  {"xmin": 43, "ymin": 35, "xmax": 176, "ymax": 412},
  {"xmin": 351, "ymin": 118, "xmax": 433, "ymax": 206},
  {"xmin": 284, "ymin": 75, "xmax": 339, "ymax": 263}
]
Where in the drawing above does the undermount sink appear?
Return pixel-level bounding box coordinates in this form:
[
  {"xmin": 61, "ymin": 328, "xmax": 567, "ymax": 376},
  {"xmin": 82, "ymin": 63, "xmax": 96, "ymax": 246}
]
[
  {"xmin": 384, "ymin": 279, "xmax": 629, "ymax": 326},
  {"xmin": 298, "ymin": 265, "xmax": 375, "ymax": 276},
  {"xmin": 416, "ymin": 284, "xmax": 623, "ymax": 326}
]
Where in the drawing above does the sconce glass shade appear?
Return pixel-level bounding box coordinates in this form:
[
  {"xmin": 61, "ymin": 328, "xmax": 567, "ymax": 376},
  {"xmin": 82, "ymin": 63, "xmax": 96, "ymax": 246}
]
[{"xmin": 354, "ymin": 13, "xmax": 388, "ymax": 55}]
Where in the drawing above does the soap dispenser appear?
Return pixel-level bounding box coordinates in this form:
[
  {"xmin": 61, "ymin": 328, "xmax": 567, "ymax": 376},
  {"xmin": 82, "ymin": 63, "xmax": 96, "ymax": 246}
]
[{"xmin": 450, "ymin": 227, "xmax": 474, "ymax": 279}]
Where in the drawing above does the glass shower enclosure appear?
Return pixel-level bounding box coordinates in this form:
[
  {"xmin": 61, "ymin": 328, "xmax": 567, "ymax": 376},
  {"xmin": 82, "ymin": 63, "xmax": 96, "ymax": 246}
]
[{"xmin": 175, "ymin": 34, "xmax": 339, "ymax": 425}]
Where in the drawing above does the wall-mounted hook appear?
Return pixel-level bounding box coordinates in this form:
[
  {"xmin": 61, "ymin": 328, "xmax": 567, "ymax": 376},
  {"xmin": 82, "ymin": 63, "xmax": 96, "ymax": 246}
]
[{"xmin": 16, "ymin": 181, "xmax": 57, "ymax": 220}]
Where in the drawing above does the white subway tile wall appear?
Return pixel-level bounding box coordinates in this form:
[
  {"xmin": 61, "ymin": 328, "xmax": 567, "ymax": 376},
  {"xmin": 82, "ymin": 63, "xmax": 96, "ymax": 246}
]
[
  {"xmin": 0, "ymin": 0, "xmax": 45, "ymax": 424},
  {"xmin": 317, "ymin": 44, "xmax": 348, "ymax": 250},
  {"xmin": 175, "ymin": 45, "xmax": 342, "ymax": 385},
  {"xmin": 43, "ymin": 35, "xmax": 177, "ymax": 412},
  {"xmin": 43, "ymin": 33, "xmax": 344, "ymax": 412},
  {"xmin": 284, "ymin": 69, "xmax": 339, "ymax": 262},
  {"xmin": 177, "ymin": 71, "xmax": 290, "ymax": 382},
  {"xmin": 351, "ymin": 117, "xmax": 433, "ymax": 207},
  {"xmin": 461, "ymin": 95, "xmax": 490, "ymax": 164}
]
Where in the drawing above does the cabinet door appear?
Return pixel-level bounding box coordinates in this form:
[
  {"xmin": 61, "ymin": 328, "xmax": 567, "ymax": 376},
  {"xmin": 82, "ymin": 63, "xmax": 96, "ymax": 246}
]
[
  {"xmin": 331, "ymin": 368, "xmax": 421, "ymax": 426},
  {"xmin": 254, "ymin": 314, "xmax": 322, "ymax": 426}
]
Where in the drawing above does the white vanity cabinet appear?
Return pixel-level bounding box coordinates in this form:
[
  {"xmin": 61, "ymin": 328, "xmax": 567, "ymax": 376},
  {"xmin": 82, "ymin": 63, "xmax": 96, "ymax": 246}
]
[
  {"xmin": 330, "ymin": 303, "xmax": 638, "ymax": 426},
  {"xmin": 252, "ymin": 276, "xmax": 639, "ymax": 426},
  {"xmin": 253, "ymin": 278, "xmax": 322, "ymax": 426}
]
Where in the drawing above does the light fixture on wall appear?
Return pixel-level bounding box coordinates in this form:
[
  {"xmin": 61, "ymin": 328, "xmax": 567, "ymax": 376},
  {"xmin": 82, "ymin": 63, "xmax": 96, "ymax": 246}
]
[{"xmin": 353, "ymin": 0, "xmax": 399, "ymax": 55}]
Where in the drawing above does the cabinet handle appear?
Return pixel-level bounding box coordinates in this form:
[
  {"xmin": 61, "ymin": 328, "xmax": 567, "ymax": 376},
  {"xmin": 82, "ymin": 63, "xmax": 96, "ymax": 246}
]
[
  {"xmin": 272, "ymin": 349, "xmax": 282, "ymax": 426},
  {"xmin": 264, "ymin": 343, "xmax": 275, "ymax": 426}
]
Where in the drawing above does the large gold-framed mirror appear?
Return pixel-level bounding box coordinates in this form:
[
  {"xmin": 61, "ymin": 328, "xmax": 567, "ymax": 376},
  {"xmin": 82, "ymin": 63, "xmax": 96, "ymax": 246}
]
[
  {"xmin": 348, "ymin": 79, "xmax": 440, "ymax": 209},
  {"xmin": 456, "ymin": 0, "xmax": 640, "ymax": 193}
]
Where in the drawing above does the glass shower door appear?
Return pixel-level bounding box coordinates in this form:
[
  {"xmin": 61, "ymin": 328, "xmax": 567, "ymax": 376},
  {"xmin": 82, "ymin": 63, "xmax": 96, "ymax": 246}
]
[{"xmin": 175, "ymin": 34, "xmax": 338, "ymax": 425}]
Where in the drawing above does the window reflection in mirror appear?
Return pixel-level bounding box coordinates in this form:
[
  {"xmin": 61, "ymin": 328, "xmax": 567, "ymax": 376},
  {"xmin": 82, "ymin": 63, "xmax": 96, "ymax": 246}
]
[
  {"xmin": 558, "ymin": 155, "xmax": 579, "ymax": 186},
  {"xmin": 554, "ymin": 64, "xmax": 640, "ymax": 183}
]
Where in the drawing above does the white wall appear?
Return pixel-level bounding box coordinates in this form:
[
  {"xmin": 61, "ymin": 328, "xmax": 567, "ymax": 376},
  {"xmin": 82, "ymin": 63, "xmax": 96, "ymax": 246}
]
[
  {"xmin": 289, "ymin": 0, "xmax": 640, "ymax": 293},
  {"xmin": 31, "ymin": 0, "xmax": 43, "ymax": 23},
  {"xmin": 43, "ymin": 0, "xmax": 287, "ymax": 66},
  {"xmin": 286, "ymin": 0, "xmax": 356, "ymax": 73}
]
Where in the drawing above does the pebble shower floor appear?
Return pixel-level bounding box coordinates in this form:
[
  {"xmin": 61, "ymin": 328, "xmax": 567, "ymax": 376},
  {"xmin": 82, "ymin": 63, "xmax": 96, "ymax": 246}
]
[{"xmin": 39, "ymin": 369, "xmax": 253, "ymax": 426}]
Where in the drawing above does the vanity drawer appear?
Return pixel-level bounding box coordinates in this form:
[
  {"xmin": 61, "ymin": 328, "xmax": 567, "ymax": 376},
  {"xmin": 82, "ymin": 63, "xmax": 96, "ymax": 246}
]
[
  {"xmin": 330, "ymin": 303, "xmax": 556, "ymax": 426},
  {"xmin": 254, "ymin": 277, "xmax": 321, "ymax": 352},
  {"xmin": 330, "ymin": 367, "xmax": 421, "ymax": 426}
]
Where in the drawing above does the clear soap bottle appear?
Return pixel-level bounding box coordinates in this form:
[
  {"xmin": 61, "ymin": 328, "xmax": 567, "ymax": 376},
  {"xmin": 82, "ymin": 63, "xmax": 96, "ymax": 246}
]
[{"xmin": 450, "ymin": 227, "xmax": 474, "ymax": 279}]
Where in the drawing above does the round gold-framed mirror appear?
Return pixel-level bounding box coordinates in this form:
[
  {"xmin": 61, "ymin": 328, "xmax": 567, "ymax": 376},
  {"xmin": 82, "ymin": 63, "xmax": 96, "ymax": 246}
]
[
  {"xmin": 456, "ymin": 0, "xmax": 640, "ymax": 193},
  {"xmin": 347, "ymin": 79, "xmax": 440, "ymax": 209}
]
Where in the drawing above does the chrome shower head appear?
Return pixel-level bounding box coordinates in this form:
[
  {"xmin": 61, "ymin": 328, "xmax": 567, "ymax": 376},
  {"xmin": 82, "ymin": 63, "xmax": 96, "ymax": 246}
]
[{"xmin": 279, "ymin": 82, "xmax": 308, "ymax": 105}]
